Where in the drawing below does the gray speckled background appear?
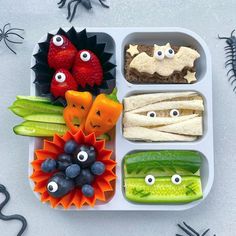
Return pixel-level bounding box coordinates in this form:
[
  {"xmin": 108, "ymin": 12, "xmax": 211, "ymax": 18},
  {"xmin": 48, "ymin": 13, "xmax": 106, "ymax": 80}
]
[{"xmin": 0, "ymin": 0, "xmax": 235, "ymax": 235}]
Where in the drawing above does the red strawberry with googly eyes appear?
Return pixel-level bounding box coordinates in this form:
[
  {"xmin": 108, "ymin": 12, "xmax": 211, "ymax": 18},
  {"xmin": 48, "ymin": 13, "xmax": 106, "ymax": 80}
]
[
  {"xmin": 48, "ymin": 35, "xmax": 77, "ymax": 70},
  {"xmin": 50, "ymin": 69, "xmax": 78, "ymax": 98},
  {"xmin": 72, "ymin": 50, "xmax": 103, "ymax": 88}
]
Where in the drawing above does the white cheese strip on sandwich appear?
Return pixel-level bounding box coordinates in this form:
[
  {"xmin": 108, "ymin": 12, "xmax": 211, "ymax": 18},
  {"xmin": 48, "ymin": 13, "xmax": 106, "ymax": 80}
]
[
  {"xmin": 123, "ymin": 127, "xmax": 197, "ymax": 142},
  {"xmin": 123, "ymin": 113, "xmax": 198, "ymax": 128},
  {"xmin": 153, "ymin": 116, "xmax": 203, "ymax": 136},
  {"xmin": 124, "ymin": 92, "xmax": 197, "ymax": 111}
]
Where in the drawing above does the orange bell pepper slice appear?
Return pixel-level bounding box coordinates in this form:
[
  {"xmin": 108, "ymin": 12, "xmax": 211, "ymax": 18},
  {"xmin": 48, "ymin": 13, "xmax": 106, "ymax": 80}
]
[
  {"xmin": 84, "ymin": 88, "xmax": 123, "ymax": 136},
  {"xmin": 63, "ymin": 90, "xmax": 93, "ymax": 133}
]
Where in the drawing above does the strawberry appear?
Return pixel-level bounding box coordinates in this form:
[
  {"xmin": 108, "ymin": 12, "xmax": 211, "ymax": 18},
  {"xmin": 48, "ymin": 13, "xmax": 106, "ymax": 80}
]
[
  {"xmin": 50, "ymin": 69, "xmax": 78, "ymax": 98},
  {"xmin": 48, "ymin": 35, "xmax": 77, "ymax": 70},
  {"xmin": 72, "ymin": 50, "xmax": 103, "ymax": 88}
]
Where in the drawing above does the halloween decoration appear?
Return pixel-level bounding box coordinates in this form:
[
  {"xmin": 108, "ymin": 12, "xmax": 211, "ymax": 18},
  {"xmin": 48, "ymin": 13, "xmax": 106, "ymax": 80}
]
[
  {"xmin": 64, "ymin": 88, "xmax": 122, "ymax": 136},
  {"xmin": 32, "ymin": 27, "xmax": 116, "ymax": 105},
  {"xmin": 30, "ymin": 130, "xmax": 116, "ymax": 208},
  {"xmin": 57, "ymin": 0, "xmax": 109, "ymax": 22},
  {"xmin": 63, "ymin": 90, "xmax": 93, "ymax": 133},
  {"xmin": 123, "ymin": 92, "xmax": 204, "ymax": 142},
  {"xmin": 0, "ymin": 23, "xmax": 24, "ymax": 54},
  {"xmin": 0, "ymin": 184, "xmax": 27, "ymax": 236},
  {"xmin": 72, "ymin": 49, "xmax": 104, "ymax": 88},
  {"xmin": 125, "ymin": 43, "xmax": 200, "ymax": 84},
  {"xmin": 123, "ymin": 151, "xmax": 203, "ymax": 204},
  {"xmin": 176, "ymin": 222, "xmax": 216, "ymax": 236},
  {"xmin": 218, "ymin": 29, "xmax": 236, "ymax": 92},
  {"xmin": 84, "ymin": 88, "xmax": 123, "ymax": 136},
  {"xmin": 50, "ymin": 69, "xmax": 78, "ymax": 98}
]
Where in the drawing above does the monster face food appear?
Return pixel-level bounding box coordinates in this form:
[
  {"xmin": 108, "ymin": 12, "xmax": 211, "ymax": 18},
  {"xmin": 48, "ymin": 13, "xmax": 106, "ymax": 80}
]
[
  {"xmin": 123, "ymin": 92, "xmax": 204, "ymax": 142},
  {"xmin": 124, "ymin": 151, "xmax": 203, "ymax": 204},
  {"xmin": 31, "ymin": 130, "xmax": 116, "ymax": 208},
  {"xmin": 125, "ymin": 43, "xmax": 200, "ymax": 84}
]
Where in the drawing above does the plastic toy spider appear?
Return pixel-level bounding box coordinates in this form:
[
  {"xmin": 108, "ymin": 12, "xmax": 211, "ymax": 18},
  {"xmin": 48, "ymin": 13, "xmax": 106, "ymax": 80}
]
[
  {"xmin": 58, "ymin": 0, "xmax": 109, "ymax": 22},
  {"xmin": 176, "ymin": 222, "xmax": 216, "ymax": 236},
  {"xmin": 0, "ymin": 23, "xmax": 24, "ymax": 54}
]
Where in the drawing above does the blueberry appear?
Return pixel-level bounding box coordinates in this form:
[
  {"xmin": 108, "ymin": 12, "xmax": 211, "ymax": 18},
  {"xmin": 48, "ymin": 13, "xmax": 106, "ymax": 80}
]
[
  {"xmin": 91, "ymin": 161, "xmax": 105, "ymax": 176},
  {"xmin": 58, "ymin": 153, "xmax": 72, "ymax": 163},
  {"xmin": 65, "ymin": 164, "xmax": 81, "ymax": 178},
  {"xmin": 41, "ymin": 158, "xmax": 57, "ymax": 173},
  {"xmin": 64, "ymin": 140, "xmax": 78, "ymax": 154},
  {"xmin": 47, "ymin": 172, "xmax": 75, "ymax": 198},
  {"xmin": 75, "ymin": 169, "xmax": 94, "ymax": 187},
  {"xmin": 57, "ymin": 161, "xmax": 71, "ymax": 171},
  {"xmin": 82, "ymin": 184, "xmax": 94, "ymax": 197},
  {"xmin": 73, "ymin": 145, "xmax": 96, "ymax": 168}
]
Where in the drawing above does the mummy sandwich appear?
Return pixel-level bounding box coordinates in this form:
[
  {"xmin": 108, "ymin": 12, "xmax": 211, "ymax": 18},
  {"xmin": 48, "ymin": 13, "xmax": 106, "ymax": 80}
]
[
  {"xmin": 125, "ymin": 43, "xmax": 200, "ymax": 84},
  {"xmin": 123, "ymin": 92, "xmax": 204, "ymax": 142}
]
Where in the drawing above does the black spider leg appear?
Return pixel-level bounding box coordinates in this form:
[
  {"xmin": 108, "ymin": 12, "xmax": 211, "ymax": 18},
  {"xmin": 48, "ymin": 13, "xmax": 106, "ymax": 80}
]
[
  {"xmin": 6, "ymin": 32, "xmax": 24, "ymax": 41},
  {"xmin": 201, "ymin": 229, "xmax": 210, "ymax": 236},
  {"xmin": 2, "ymin": 23, "xmax": 10, "ymax": 33},
  {"xmin": 98, "ymin": 0, "xmax": 109, "ymax": 8},
  {"xmin": 3, "ymin": 37, "xmax": 17, "ymax": 54},
  {"xmin": 218, "ymin": 29, "xmax": 235, "ymax": 40},
  {"xmin": 177, "ymin": 223, "xmax": 196, "ymax": 236},
  {"xmin": 0, "ymin": 29, "xmax": 3, "ymax": 42},
  {"xmin": 218, "ymin": 34, "xmax": 231, "ymax": 40},
  {"xmin": 231, "ymin": 29, "xmax": 236, "ymax": 37},
  {"xmin": 58, "ymin": 0, "xmax": 67, "ymax": 8},
  {"xmin": 4, "ymin": 25, "xmax": 24, "ymax": 41},
  {"xmin": 5, "ymin": 27, "xmax": 24, "ymax": 33},
  {"xmin": 67, "ymin": 0, "xmax": 82, "ymax": 22},
  {"xmin": 0, "ymin": 184, "xmax": 27, "ymax": 236},
  {"xmin": 183, "ymin": 222, "xmax": 200, "ymax": 236},
  {"xmin": 5, "ymin": 36, "xmax": 23, "ymax": 44}
]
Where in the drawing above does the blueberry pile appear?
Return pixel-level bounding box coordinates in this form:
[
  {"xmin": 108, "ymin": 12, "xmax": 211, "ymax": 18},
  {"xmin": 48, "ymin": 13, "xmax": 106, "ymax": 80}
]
[{"xmin": 41, "ymin": 140, "xmax": 105, "ymax": 198}]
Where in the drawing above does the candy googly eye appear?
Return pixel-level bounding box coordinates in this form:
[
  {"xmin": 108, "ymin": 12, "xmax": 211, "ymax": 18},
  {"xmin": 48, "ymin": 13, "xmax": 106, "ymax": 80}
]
[
  {"xmin": 155, "ymin": 50, "xmax": 165, "ymax": 60},
  {"xmin": 77, "ymin": 151, "xmax": 88, "ymax": 162},
  {"xmin": 145, "ymin": 175, "xmax": 155, "ymax": 186},
  {"xmin": 165, "ymin": 48, "xmax": 175, "ymax": 58},
  {"xmin": 171, "ymin": 174, "xmax": 182, "ymax": 185},
  {"xmin": 80, "ymin": 51, "xmax": 91, "ymax": 62},
  {"xmin": 147, "ymin": 111, "xmax": 157, "ymax": 118},
  {"xmin": 47, "ymin": 181, "xmax": 58, "ymax": 192},
  {"xmin": 55, "ymin": 72, "xmax": 66, "ymax": 83},
  {"xmin": 52, "ymin": 35, "xmax": 64, "ymax": 47},
  {"xmin": 170, "ymin": 109, "xmax": 180, "ymax": 117}
]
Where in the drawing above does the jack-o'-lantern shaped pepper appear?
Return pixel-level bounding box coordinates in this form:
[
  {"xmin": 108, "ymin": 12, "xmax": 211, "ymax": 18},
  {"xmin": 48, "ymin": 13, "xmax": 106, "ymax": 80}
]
[
  {"xmin": 63, "ymin": 90, "xmax": 93, "ymax": 133},
  {"xmin": 84, "ymin": 88, "xmax": 123, "ymax": 136}
]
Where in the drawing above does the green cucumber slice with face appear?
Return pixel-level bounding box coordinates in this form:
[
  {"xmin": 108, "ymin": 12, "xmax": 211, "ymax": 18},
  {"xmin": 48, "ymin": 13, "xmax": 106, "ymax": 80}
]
[
  {"xmin": 125, "ymin": 176, "xmax": 202, "ymax": 203},
  {"xmin": 124, "ymin": 150, "xmax": 202, "ymax": 177},
  {"xmin": 123, "ymin": 150, "xmax": 203, "ymax": 204}
]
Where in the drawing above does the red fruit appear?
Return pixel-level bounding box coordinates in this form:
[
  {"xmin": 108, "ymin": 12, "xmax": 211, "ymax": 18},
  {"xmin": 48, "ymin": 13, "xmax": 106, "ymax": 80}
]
[
  {"xmin": 72, "ymin": 50, "xmax": 103, "ymax": 88},
  {"xmin": 48, "ymin": 35, "xmax": 77, "ymax": 70},
  {"xmin": 50, "ymin": 69, "xmax": 78, "ymax": 98}
]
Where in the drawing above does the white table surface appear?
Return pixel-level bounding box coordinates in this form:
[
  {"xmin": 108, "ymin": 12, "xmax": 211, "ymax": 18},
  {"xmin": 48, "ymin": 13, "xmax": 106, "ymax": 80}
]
[{"xmin": 0, "ymin": 0, "xmax": 235, "ymax": 235}]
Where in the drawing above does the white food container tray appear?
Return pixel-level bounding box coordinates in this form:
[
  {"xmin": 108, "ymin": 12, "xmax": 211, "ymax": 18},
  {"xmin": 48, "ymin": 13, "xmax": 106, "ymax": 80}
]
[{"xmin": 29, "ymin": 27, "xmax": 213, "ymax": 211}]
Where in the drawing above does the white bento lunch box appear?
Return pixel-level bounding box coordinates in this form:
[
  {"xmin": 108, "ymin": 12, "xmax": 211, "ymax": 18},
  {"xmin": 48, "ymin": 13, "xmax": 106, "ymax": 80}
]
[{"xmin": 29, "ymin": 27, "xmax": 213, "ymax": 211}]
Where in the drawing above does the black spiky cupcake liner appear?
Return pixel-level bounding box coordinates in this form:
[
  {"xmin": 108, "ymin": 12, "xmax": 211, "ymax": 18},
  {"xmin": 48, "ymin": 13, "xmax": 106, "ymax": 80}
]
[{"xmin": 32, "ymin": 27, "xmax": 116, "ymax": 106}]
